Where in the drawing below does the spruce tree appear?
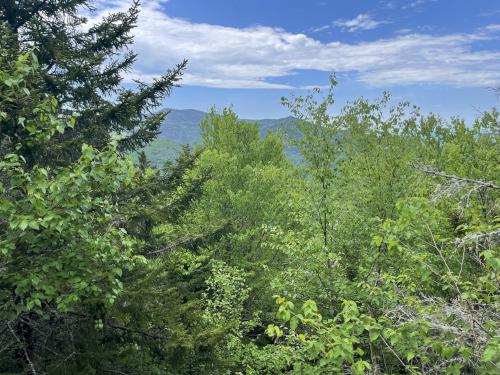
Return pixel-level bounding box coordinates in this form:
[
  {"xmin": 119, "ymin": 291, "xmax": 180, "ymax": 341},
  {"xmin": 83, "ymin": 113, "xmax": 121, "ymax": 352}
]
[
  {"xmin": 137, "ymin": 150, "xmax": 150, "ymax": 172},
  {"xmin": 0, "ymin": 0, "xmax": 186, "ymax": 164}
]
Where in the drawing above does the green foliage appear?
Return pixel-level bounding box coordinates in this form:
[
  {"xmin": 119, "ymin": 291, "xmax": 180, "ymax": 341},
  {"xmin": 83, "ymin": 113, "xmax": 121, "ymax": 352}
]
[
  {"xmin": 0, "ymin": 143, "xmax": 136, "ymax": 314},
  {"xmin": 258, "ymin": 82, "xmax": 499, "ymax": 374},
  {"xmin": 0, "ymin": 52, "xmax": 136, "ymax": 316},
  {"xmin": 204, "ymin": 260, "xmax": 249, "ymax": 326},
  {"xmin": 132, "ymin": 139, "xmax": 182, "ymax": 168},
  {"xmin": 0, "ymin": 50, "xmax": 146, "ymax": 374},
  {"xmin": 267, "ymin": 297, "xmax": 375, "ymax": 374},
  {"xmin": 0, "ymin": 16, "xmax": 498, "ymax": 373}
]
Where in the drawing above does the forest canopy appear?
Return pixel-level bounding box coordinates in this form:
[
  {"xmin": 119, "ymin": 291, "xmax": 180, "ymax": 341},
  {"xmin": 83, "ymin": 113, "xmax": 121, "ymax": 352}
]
[{"xmin": 0, "ymin": 1, "xmax": 499, "ymax": 374}]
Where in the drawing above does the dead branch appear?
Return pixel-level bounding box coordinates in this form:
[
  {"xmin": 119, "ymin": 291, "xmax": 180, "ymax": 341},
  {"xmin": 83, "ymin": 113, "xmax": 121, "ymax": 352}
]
[
  {"xmin": 412, "ymin": 165, "xmax": 499, "ymax": 190},
  {"xmin": 455, "ymin": 229, "xmax": 500, "ymax": 249},
  {"xmin": 7, "ymin": 321, "xmax": 37, "ymax": 375}
]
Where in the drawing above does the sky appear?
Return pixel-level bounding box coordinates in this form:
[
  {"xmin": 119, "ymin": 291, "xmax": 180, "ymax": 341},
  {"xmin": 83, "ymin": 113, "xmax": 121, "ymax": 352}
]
[{"xmin": 91, "ymin": 0, "xmax": 500, "ymax": 120}]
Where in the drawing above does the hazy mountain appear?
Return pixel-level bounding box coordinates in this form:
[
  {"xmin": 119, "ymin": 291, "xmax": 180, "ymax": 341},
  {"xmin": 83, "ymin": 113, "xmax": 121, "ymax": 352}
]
[
  {"xmin": 137, "ymin": 109, "xmax": 298, "ymax": 167},
  {"xmin": 158, "ymin": 108, "xmax": 296, "ymax": 145},
  {"xmin": 157, "ymin": 109, "xmax": 207, "ymax": 144}
]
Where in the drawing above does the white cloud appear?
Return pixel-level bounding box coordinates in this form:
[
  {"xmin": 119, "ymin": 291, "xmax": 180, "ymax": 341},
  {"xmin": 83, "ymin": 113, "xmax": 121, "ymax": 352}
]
[
  {"xmin": 332, "ymin": 14, "xmax": 388, "ymax": 32},
  {"xmin": 88, "ymin": 1, "xmax": 500, "ymax": 89},
  {"xmin": 478, "ymin": 9, "xmax": 500, "ymax": 18},
  {"xmin": 402, "ymin": 0, "xmax": 437, "ymax": 10},
  {"xmin": 483, "ymin": 24, "xmax": 500, "ymax": 33},
  {"xmin": 310, "ymin": 24, "xmax": 330, "ymax": 33},
  {"xmin": 380, "ymin": 1, "xmax": 397, "ymax": 10},
  {"xmin": 395, "ymin": 28, "xmax": 413, "ymax": 34}
]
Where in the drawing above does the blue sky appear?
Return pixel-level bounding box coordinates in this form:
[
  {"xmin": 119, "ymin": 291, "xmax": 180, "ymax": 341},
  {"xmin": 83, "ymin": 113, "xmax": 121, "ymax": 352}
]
[{"xmin": 93, "ymin": 0, "xmax": 500, "ymax": 120}]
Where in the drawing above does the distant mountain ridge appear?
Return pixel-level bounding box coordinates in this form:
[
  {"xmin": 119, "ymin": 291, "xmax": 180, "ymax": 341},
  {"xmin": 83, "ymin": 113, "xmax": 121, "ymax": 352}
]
[
  {"xmin": 136, "ymin": 108, "xmax": 297, "ymax": 167},
  {"xmin": 158, "ymin": 108, "xmax": 296, "ymax": 145},
  {"xmin": 157, "ymin": 109, "xmax": 206, "ymax": 144}
]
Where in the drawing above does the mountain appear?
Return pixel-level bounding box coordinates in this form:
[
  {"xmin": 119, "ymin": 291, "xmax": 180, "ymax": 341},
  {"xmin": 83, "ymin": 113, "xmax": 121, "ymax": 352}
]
[
  {"xmin": 131, "ymin": 139, "xmax": 182, "ymax": 167},
  {"xmin": 137, "ymin": 109, "xmax": 297, "ymax": 167},
  {"xmin": 158, "ymin": 108, "xmax": 296, "ymax": 145},
  {"xmin": 157, "ymin": 109, "xmax": 207, "ymax": 144}
]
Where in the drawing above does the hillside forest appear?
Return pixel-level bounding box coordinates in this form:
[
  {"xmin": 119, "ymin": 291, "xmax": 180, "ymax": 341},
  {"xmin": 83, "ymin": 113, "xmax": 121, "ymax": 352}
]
[{"xmin": 0, "ymin": 1, "xmax": 499, "ymax": 374}]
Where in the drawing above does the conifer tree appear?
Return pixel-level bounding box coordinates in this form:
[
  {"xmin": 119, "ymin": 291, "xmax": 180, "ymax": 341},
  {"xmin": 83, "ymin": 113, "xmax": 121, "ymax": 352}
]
[
  {"xmin": 137, "ymin": 150, "xmax": 150, "ymax": 172},
  {"xmin": 0, "ymin": 0, "xmax": 186, "ymax": 164}
]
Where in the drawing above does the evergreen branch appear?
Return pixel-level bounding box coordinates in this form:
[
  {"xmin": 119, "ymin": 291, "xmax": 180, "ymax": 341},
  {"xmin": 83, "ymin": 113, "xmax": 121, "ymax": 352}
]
[{"xmin": 14, "ymin": 0, "xmax": 50, "ymax": 30}]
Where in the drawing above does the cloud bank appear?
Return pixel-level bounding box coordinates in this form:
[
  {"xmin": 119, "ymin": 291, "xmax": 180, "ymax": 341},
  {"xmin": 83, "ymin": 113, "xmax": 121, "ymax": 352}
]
[{"xmin": 90, "ymin": 0, "xmax": 500, "ymax": 89}]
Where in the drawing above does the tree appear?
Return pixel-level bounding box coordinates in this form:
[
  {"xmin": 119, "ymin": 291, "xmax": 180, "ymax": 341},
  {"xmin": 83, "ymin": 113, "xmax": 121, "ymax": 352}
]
[
  {"xmin": 259, "ymin": 86, "xmax": 499, "ymax": 374},
  {"xmin": 146, "ymin": 108, "xmax": 301, "ymax": 373},
  {"xmin": 278, "ymin": 78, "xmax": 350, "ymax": 310},
  {"xmin": 281, "ymin": 76, "xmax": 342, "ymax": 252},
  {"xmin": 0, "ymin": 0, "xmax": 186, "ymax": 165},
  {"xmin": 0, "ymin": 51, "xmax": 138, "ymax": 374},
  {"xmin": 137, "ymin": 150, "xmax": 150, "ymax": 172}
]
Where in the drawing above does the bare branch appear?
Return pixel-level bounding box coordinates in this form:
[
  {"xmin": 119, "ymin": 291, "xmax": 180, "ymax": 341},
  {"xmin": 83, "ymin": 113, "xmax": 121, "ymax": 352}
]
[
  {"xmin": 412, "ymin": 164, "xmax": 499, "ymax": 190},
  {"xmin": 7, "ymin": 321, "xmax": 37, "ymax": 375},
  {"xmin": 455, "ymin": 229, "xmax": 500, "ymax": 249}
]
